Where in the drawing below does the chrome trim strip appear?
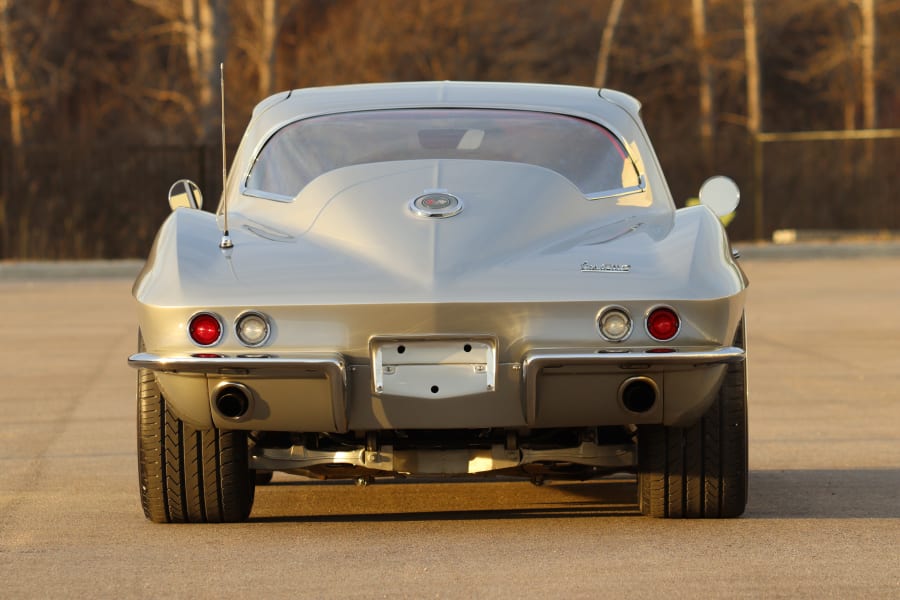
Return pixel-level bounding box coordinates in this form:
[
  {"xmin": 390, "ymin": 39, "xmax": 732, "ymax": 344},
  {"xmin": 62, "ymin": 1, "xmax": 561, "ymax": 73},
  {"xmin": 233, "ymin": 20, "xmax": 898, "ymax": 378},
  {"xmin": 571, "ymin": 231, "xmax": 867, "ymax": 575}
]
[
  {"xmin": 584, "ymin": 174, "xmax": 646, "ymax": 200},
  {"xmin": 242, "ymin": 188, "xmax": 295, "ymax": 202},
  {"xmin": 522, "ymin": 346, "xmax": 744, "ymax": 425}
]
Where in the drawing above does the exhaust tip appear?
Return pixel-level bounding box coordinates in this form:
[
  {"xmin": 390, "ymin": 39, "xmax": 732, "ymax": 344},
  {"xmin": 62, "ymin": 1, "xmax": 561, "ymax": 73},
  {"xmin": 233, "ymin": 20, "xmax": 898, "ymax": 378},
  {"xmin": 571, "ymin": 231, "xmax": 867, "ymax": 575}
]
[
  {"xmin": 213, "ymin": 383, "xmax": 254, "ymax": 421},
  {"xmin": 619, "ymin": 377, "xmax": 658, "ymax": 414}
]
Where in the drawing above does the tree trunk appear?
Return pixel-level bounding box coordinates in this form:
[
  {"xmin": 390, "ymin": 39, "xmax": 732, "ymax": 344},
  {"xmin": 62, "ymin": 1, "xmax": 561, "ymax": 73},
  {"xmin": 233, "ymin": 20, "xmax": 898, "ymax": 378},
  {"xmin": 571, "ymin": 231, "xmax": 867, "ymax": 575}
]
[
  {"xmin": 197, "ymin": 0, "xmax": 227, "ymax": 144},
  {"xmin": 594, "ymin": 0, "xmax": 625, "ymax": 88},
  {"xmin": 692, "ymin": 0, "xmax": 714, "ymax": 172},
  {"xmin": 743, "ymin": 0, "xmax": 763, "ymax": 239},
  {"xmin": 179, "ymin": 0, "xmax": 227, "ymax": 143},
  {"xmin": 258, "ymin": 0, "xmax": 278, "ymax": 98},
  {"xmin": 859, "ymin": 0, "xmax": 876, "ymax": 131},
  {"xmin": 743, "ymin": 0, "xmax": 761, "ymax": 136},
  {"xmin": 858, "ymin": 0, "xmax": 876, "ymax": 175},
  {"xmin": 0, "ymin": 0, "xmax": 22, "ymax": 257},
  {"xmin": 0, "ymin": 0, "xmax": 23, "ymax": 149}
]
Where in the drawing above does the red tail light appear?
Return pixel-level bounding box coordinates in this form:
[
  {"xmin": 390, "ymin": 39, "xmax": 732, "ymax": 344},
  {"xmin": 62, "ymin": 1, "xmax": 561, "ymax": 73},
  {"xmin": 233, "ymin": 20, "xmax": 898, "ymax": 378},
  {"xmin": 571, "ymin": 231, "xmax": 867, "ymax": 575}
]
[
  {"xmin": 189, "ymin": 313, "xmax": 222, "ymax": 346},
  {"xmin": 647, "ymin": 307, "xmax": 679, "ymax": 341}
]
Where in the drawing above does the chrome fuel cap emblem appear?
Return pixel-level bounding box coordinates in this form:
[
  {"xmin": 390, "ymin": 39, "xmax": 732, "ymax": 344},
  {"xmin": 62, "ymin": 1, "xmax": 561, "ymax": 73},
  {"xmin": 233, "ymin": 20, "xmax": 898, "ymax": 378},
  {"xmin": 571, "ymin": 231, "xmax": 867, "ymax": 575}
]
[{"xmin": 409, "ymin": 192, "xmax": 463, "ymax": 218}]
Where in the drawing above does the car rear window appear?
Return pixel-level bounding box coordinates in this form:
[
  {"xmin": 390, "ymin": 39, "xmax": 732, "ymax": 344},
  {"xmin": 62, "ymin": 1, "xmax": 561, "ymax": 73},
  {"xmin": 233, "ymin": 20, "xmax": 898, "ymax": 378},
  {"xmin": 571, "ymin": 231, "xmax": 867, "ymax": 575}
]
[{"xmin": 244, "ymin": 109, "xmax": 641, "ymax": 200}]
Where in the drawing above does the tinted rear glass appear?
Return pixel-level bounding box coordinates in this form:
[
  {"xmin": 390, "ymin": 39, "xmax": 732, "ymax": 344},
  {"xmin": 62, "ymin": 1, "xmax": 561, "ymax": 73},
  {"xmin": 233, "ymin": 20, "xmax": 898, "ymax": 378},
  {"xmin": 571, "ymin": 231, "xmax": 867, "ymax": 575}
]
[{"xmin": 245, "ymin": 109, "xmax": 640, "ymax": 199}]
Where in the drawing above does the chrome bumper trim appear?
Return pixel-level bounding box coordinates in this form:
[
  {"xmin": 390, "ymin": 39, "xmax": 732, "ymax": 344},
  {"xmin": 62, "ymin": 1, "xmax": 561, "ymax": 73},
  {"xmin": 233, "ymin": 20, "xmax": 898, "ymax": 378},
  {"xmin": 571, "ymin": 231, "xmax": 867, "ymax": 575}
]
[
  {"xmin": 128, "ymin": 352, "xmax": 346, "ymax": 377},
  {"xmin": 523, "ymin": 346, "xmax": 744, "ymax": 371}
]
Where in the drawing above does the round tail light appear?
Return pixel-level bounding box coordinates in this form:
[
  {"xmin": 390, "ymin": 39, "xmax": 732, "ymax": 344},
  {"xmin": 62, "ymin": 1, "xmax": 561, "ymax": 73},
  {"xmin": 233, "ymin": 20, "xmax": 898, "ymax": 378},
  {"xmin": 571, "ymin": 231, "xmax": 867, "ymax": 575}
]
[
  {"xmin": 646, "ymin": 307, "xmax": 679, "ymax": 341},
  {"xmin": 598, "ymin": 307, "xmax": 632, "ymax": 342},
  {"xmin": 235, "ymin": 312, "xmax": 270, "ymax": 347},
  {"xmin": 189, "ymin": 313, "xmax": 223, "ymax": 346}
]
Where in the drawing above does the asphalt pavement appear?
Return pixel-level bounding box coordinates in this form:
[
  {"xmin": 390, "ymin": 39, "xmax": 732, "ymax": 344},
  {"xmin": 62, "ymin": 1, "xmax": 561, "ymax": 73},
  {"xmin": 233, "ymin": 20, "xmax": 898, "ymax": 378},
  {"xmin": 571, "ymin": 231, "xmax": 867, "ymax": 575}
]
[{"xmin": 0, "ymin": 252, "xmax": 898, "ymax": 598}]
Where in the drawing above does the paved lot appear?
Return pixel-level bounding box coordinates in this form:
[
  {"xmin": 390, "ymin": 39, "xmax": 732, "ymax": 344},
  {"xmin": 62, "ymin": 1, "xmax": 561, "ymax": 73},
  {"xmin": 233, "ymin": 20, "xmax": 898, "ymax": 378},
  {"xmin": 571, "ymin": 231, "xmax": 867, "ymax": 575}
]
[{"xmin": 0, "ymin": 256, "xmax": 898, "ymax": 598}]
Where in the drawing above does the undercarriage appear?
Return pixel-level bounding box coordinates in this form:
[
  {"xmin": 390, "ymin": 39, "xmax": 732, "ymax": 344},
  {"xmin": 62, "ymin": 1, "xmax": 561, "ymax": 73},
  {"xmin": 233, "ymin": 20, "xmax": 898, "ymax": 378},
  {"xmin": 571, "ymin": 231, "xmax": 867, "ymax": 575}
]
[{"xmin": 249, "ymin": 427, "xmax": 637, "ymax": 484}]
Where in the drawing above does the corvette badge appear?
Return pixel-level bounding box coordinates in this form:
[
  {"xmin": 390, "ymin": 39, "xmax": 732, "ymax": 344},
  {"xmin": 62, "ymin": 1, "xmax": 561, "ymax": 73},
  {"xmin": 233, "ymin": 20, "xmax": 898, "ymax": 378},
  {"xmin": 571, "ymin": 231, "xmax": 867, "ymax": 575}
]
[
  {"xmin": 409, "ymin": 192, "xmax": 463, "ymax": 218},
  {"xmin": 581, "ymin": 261, "xmax": 631, "ymax": 273}
]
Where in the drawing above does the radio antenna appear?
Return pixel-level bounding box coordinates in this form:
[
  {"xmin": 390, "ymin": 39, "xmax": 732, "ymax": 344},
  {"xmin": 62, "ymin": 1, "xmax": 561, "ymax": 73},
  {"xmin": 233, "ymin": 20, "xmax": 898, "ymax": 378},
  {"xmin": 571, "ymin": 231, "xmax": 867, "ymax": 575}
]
[{"xmin": 219, "ymin": 62, "xmax": 233, "ymax": 249}]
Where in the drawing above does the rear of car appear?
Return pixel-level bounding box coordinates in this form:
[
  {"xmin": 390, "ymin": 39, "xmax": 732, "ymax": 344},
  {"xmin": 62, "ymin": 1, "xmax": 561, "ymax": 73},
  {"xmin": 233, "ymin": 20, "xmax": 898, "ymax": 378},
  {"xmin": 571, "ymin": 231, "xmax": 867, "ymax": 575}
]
[{"xmin": 130, "ymin": 82, "xmax": 747, "ymax": 522}]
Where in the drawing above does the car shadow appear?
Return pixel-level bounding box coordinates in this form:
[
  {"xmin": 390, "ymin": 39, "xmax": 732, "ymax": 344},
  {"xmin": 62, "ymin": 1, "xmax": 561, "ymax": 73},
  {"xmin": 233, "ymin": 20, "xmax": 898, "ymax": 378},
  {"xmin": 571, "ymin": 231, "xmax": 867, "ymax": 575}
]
[
  {"xmin": 249, "ymin": 477, "xmax": 641, "ymax": 523},
  {"xmin": 248, "ymin": 468, "xmax": 900, "ymax": 523},
  {"xmin": 745, "ymin": 468, "xmax": 900, "ymax": 519}
]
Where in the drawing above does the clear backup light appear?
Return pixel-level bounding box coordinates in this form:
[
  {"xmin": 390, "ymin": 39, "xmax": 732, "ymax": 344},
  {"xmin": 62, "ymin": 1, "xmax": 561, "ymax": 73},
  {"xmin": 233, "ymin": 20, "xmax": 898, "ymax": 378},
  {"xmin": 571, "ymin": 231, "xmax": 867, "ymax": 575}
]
[
  {"xmin": 235, "ymin": 312, "xmax": 270, "ymax": 347},
  {"xmin": 598, "ymin": 307, "xmax": 633, "ymax": 342},
  {"xmin": 646, "ymin": 307, "xmax": 680, "ymax": 341},
  {"xmin": 189, "ymin": 313, "xmax": 223, "ymax": 346}
]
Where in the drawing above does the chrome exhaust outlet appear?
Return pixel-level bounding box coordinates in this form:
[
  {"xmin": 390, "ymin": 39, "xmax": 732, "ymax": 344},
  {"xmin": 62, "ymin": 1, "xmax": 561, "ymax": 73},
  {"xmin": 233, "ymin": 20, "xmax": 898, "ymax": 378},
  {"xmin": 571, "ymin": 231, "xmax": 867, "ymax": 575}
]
[
  {"xmin": 212, "ymin": 382, "xmax": 254, "ymax": 421},
  {"xmin": 619, "ymin": 377, "xmax": 659, "ymax": 414}
]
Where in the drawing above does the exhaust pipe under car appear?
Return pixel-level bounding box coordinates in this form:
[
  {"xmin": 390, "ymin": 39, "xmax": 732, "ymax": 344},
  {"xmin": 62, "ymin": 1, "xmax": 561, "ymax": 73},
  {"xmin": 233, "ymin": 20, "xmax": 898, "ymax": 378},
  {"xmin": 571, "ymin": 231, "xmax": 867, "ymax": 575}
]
[
  {"xmin": 213, "ymin": 382, "xmax": 254, "ymax": 420},
  {"xmin": 619, "ymin": 377, "xmax": 659, "ymax": 414}
]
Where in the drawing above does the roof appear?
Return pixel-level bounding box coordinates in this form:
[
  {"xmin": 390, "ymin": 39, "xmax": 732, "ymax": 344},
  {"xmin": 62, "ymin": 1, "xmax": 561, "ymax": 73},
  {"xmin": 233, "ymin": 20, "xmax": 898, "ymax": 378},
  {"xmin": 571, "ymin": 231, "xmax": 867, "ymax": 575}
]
[{"xmin": 246, "ymin": 81, "xmax": 641, "ymax": 142}]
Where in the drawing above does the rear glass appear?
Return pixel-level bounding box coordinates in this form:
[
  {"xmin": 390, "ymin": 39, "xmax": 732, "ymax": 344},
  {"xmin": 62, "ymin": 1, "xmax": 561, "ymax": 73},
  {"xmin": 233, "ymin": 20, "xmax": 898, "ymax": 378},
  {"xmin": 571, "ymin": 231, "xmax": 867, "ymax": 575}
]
[{"xmin": 245, "ymin": 109, "xmax": 640, "ymax": 199}]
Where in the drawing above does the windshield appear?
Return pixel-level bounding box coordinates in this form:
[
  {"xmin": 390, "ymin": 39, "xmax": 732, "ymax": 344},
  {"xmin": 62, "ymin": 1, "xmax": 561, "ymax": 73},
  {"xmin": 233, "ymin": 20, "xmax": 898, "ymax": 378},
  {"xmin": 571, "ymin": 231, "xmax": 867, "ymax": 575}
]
[{"xmin": 244, "ymin": 109, "xmax": 642, "ymax": 200}]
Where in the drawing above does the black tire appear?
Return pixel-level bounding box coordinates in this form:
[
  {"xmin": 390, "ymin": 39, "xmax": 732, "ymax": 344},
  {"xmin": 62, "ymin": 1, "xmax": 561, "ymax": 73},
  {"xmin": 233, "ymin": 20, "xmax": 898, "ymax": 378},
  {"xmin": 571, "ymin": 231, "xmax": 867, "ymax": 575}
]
[
  {"xmin": 137, "ymin": 368, "xmax": 255, "ymax": 523},
  {"xmin": 637, "ymin": 319, "xmax": 748, "ymax": 518}
]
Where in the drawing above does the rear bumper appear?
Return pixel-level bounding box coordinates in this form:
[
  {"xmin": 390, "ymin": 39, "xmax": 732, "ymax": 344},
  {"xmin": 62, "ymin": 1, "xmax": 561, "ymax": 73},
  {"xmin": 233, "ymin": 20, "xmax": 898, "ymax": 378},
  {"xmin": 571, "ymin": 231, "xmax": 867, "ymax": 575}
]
[
  {"xmin": 129, "ymin": 346, "xmax": 744, "ymax": 431},
  {"xmin": 522, "ymin": 347, "xmax": 743, "ymax": 426}
]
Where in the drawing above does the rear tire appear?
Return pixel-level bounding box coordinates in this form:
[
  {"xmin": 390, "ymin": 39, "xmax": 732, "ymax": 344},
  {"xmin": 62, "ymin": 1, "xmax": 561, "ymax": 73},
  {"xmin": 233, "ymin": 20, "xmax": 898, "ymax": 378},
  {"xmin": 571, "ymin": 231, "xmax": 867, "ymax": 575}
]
[
  {"xmin": 637, "ymin": 319, "xmax": 748, "ymax": 518},
  {"xmin": 137, "ymin": 369, "xmax": 255, "ymax": 523}
]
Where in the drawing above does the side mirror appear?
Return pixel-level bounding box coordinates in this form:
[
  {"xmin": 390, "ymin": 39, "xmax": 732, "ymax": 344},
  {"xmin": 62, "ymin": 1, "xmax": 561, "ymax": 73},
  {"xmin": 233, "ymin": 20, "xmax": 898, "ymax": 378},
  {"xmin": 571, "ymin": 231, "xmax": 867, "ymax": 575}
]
[
  {"xmin": 698, "ymin": 176, "xmax": 740, "ymax": 217},
  {"xmin": 168, "ymin": 179, "xmax": 203, "ymax": 211}
]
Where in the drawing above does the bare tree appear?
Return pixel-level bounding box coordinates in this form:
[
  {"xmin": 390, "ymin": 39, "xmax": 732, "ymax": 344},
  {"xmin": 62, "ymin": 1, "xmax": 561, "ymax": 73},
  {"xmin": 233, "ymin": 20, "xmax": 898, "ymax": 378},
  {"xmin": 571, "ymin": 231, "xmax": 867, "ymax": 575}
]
[
  {"xmin": 0, "ymin": 0, "xmax": 72, "ymax": 255},
  {"xmin": 0, "ymin": 0, "xmax": 67, "ymax": 145},
  {"xmin": 858, "ymin": 0, "xmax": 876, "ymax": 130},
  {"xmin": 190, "ymin": 0, "xmax": 228, "ymax": 142},
  {"xmin": 0, "ymin": 0, "xmax": 22, "ymax": 148},
  {"xmin": 743, "ymin": 0, "xmax": 764, "ymax": 238},
  {"xmin": 131, "ymin": 0, "xmax": 228, "ymax": 142},
  {"xmin": 0, "ymin": 0, "xmax": 15, "ymax": 255},
  {"xmin": 258, "ymin": 0, "xmax": 279, "ymax": 97},
  {"xmin": 743, "ymin": 0, "xmax": 762, "ymax": 136},
  {"xmin": 769, "ymin": 0, "xmax": 883, "ymax": 132},
  {"xmin": 594, "ymin": 0, "xmax": 625, "ymax": 88},
  {"xmin": 692, "ymin": 0, "xmax": 714, "ymax": 170},
  {"xmin": 233, "ymin": 0, "xmax": 303, "ymax": 99}
]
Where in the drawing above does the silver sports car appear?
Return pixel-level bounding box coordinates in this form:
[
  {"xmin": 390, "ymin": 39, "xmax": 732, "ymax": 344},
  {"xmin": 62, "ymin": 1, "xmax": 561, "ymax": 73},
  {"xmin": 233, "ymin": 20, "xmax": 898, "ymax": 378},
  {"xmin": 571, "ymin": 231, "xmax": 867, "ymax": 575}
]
[{"xmin": 129, "ymin": 81, "xmax": 748, "ymax": 522}]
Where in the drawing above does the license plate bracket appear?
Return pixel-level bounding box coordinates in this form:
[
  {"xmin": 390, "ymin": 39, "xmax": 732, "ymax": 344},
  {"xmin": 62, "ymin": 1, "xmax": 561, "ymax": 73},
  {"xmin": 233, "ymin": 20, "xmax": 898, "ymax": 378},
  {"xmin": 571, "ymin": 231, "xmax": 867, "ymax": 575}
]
[{"xmin": 370, "ymin": 337, "xmax": 497, "ymax": 399}]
